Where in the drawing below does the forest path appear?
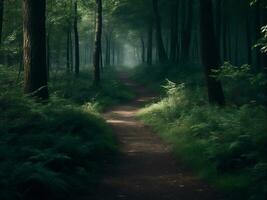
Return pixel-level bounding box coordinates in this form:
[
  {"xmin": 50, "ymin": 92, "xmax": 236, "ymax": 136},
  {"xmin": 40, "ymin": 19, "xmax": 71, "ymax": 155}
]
[{"xmin": 90, "ymin": 71, "xmax": 221, "ymax": 200}]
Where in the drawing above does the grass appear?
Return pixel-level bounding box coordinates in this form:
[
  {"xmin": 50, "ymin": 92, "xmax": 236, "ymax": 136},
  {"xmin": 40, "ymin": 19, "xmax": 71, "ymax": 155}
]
[
  {"xmin": 0, "ymin": 66, "xmax": 134, "ymax": 200},
  {"xmin": 135, "ymin": 64, "xmax": 267, "ymax": 200}
]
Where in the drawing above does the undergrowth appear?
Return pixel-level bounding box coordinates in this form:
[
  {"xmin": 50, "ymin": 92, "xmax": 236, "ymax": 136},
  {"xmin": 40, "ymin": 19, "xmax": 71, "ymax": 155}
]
[
  {"xmin": 136, "ymin": 64, "xmax": 267, "ymax": 200},
  {"xmin": 50, "ymin": 69, "xmax": 135, "ymax": 111},
  {"xmin": 0, "ymin": 67, "xmax": 120, "ymax": 200}
]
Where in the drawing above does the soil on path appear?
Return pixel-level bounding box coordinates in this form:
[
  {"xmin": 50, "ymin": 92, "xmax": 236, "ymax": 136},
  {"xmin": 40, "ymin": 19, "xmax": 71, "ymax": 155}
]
[{"xmin": 90, "ymin": 72, "xmax": 222, "ymax": 200}]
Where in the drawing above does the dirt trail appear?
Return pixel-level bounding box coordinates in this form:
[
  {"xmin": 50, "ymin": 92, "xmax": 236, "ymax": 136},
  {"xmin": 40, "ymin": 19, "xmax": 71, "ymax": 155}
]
[{"xmin": 90, "ymin": 72, "xmax": 221, "ymax": 200}]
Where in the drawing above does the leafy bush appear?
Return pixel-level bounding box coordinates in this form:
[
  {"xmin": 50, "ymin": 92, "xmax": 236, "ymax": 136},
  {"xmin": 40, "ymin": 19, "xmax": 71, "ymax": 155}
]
[
  {"xmin": 213, "ymin": 62, "xmax": 267, "ymax": 105},
  {"xmin": 50, "ymin": 70, "xmax": 135, "ymax": 111},
  {"xmin": 0, "ymin": 68, "xmax": 118, "ymax": 200},
  {"xmin": 138, "ymin": 80, "xmax": 267, "ymax": 200}
]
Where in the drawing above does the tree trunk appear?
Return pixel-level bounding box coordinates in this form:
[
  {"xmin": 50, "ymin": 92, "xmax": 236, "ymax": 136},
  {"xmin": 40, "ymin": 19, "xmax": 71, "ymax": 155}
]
[
  {"xmin": 46, "ymin": 30, "xmax": 50, "ymax": 79},
  {"xmin": 180, "ymin": 0, "xmax": 193, "ymax": 63},
  {"xmin": 200, "ymin": 0, "xmax": 225, "ymax": 106},
  {"xmin": 0, "ymin": 0, "xmax": 4, "ymax": 45},
  {"xmin": 152, "ymin": 0, "xmax": 167, "ymax": 63},
  {"xmin": 105, "ymin": 34, "xmax": 110, "ymax": 66},
  {"xmin": 23, "ymin": 0, "xmax": 48, "ymax": 99},
  {"xmin": 112, "ymin": 39, "xmax": 115, "ymax": 66},
  {"xmin": 147, "ymin": 22, "xmax": 153, "ymax": 65},
  {"xmin": 74, "ymin": 0, "xmax": 80, "ymax": 75},
  {"xmin": 93, "ymin": 0, "xmax": 102, "ymax": 84},
  {"xmin": 141, "ymin": 36, "xmax": 145, "ymax": 64},
  {"xmin": 66, "ymin": 30, "xmax": 70, "ymax": 73},
  {"xmin": 70, "ymin": 29, "xmax": 73, "ymax": 72},
  {"xmin": 170, "ymin": 0, "xmax": 178, "ymax": 62}
]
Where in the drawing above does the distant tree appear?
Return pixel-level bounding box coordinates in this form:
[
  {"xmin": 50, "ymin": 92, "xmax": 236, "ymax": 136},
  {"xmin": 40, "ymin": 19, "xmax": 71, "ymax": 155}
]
[
  {"xmin": 74, "ymin": 0, "xmax": 80, "ymax": 75},
  {"xmin": 23, "ymin": 0, "xmax": 48, "ymax": 99},
  {"xmin": 147, "ymin": 22, "xmax": 153, "ymax": 65},
  {"xmin": 200, "ymin": 0, "xmax": 225, "ymax": 106},
  {"xmin": 152, "ymin": 0, "xmax": 167, "ymax": 63},
  {"xmin": 169, "ymin": 0, "xmax": 178, "ymax": 62},
  {"xmin": 180, "ymin": 0, "xmax": 193, "ymax": 63},
  {"xmin": 0, "ymin": 0, "xmax": 4, "ymax": 45},
  {"xmin": 93, "ymin": 0, "xmax": 102, "ymax": 84}
]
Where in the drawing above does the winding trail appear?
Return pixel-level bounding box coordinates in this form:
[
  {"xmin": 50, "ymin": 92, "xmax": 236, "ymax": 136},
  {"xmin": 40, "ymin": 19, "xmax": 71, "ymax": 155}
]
[{"xmin": 91, "ymin": 72, "xmax": 221, "ymax": 200}]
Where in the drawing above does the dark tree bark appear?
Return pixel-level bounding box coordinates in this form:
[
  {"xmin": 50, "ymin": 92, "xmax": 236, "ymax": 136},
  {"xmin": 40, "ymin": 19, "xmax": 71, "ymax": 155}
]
[
  {"xmin": 105, "ymin": 34, "xmax": 110, "ymax": 66},
  {"xmin": 246, "ymin": 15, "xmax": 252, "ymax": 65},
  {"xmin": 93, "ymin": 0, "xmax": 102, "ymax": 84},
  {"xmin": 152, "ymin": 0, "xmax": 167, "ymax": 63},
  {"xmin": 200, "ymin": 0, "xmax": 225, "ymax": 106},
  {"xmin": 170, "ymin": 0, "xmax": 178, "ymax": 62},
  {"xmin": 112, "ymin": 39, "xmax": 115, "ymax": 66},
  {"xmin": 70, "ymin": 29, "xmax": 73, "ymax": 72},
  {"xmin": 46, "ymin": 30, "xmax": 50, "ymax": 79},
  {"xmin": 141, "ymin": 36, "xmax": 145, "ymax": 64},
  {"xmin": 0, "ymin": 0, "xmax": 4, "ymax": 45},
  {"xmin": 215, "ymin": 0, "xmax": 223, "ymax": 64},
  {"xmin": 74, "ymin": 0, "xmax": 79, "ymax": 75},
  {"xmin": 66, "ymin": 30, "xmax": 70, "ymax": 73},
  {"xmin": 254, "ymin": 0, "xmax": 261, "ymax": 72},
  {"xmin": 23, "ymin": 0, "xmax": 48, "ymax": 99},
  {"xmin": 147, "ymin": 22, "xmax": 153, "ymax": 65},
  {"xmin": 180, "ymin": 0, "xmax": 193, "ymax": 63}
]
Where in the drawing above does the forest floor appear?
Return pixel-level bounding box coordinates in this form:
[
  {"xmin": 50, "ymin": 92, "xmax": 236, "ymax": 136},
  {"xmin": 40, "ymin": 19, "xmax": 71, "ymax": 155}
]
[{"xmin": 87, "ymin": 71, "xmax": 223, "ymax": 200}]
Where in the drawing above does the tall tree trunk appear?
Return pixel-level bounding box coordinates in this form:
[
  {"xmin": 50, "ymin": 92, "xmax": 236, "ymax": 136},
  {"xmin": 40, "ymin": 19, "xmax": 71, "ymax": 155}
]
[
  {"xmin": 93, "ymin": 0, "xmax": 102, "ymax": 84},
  {"xmin": 0, "ymin": 0, "xmax": 3, "ymax": 45},
  {"xmin": 200, "ymin": 0, "xmax": 225, "ymax": 106},
  {"xmin": 70, "ymin": 29, "xmax": 73, "ymax": 72},
  {"xmin": 180, "ymin": 0, "xmax": 193, "ymax": 63},
  {"xmin": 105, "ymin": 34, "xmax": 110, "ymax": 66},
  {"xmin": 46, "ymin": 30, "xmax": 50, "ymax": 79},
  {"xmin": 152, "ymin": 0, "xmax": 167, "ymax": 63},
  {"xmin": 141, "ymin": 36, "xmax": 145, "ymax": 64},
  {"xmin": 112, "ymin": 39, "xmax": 115, "ymax": 66},
  {"xmin": 147, "ymin": 22, "xmax": 153, "ymax": 65},
  {"xmin": 170, "ymin": 0, "xmax": 178, "ymax": 62},
  {"xmin": 254, "ymin": 0, "xmax": 261, "ymax": 72},
  {"xmin": 215, "ymin": 0, "xmax": 222, "ymax": 63},
  {"xmin": 23, "ymin": 0, "xmax": 48, "ymax": 99},
  {"xmin": 74, "ymin": 0, "xmax": 80, "ymax": 75},
  {"xmin": 66, "ymin": 30, "xmax": 70, "ymax": 73},
  {"xmin": 0, "ymin": 0, "xmax": 4, "ymax": 64}
]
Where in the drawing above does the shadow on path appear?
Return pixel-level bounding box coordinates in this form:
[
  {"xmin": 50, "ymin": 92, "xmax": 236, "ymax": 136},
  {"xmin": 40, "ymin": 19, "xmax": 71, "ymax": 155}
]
[{"xmin": 88, "ymin": 71, "xmax": 222, "ymax": 200}]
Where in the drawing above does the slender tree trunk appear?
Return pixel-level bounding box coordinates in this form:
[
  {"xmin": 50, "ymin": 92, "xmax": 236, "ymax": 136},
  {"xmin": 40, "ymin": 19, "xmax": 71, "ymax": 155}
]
[
  {"xmin": 0, "ymin": 0, "xmax": 3, "ymax": 45},
  {"xmin": 0, "ymin": 0, "xmax": 4, "ymax": 64},
  {"xmin": 112, "ymin": 39, "xmax": 115, "ymax": 66},
  {"xmin": 180, "ymin": 0, "xmax": 193, "ymax": 63},
  {"xmin": 93, "ymin": 0, "xmax": 102, "ymax": 84},
  {"xmin": 254, "ymin": 0, "xmax": 261, "ymax": 72},
  {"xmin": 147, "ymin": 22, "xmax": 153, "ymax": 65},
  {"xmin": 46, "ymin": 30, "xmax": 50, "ymax": 79},
  {"xmin": 170, "ymin": 0, "xmax": 178, "ymax": 62},
  {"xmin": 200, "ymin": 0, "xmax": 225, "ymax": 106},
  {"xmin": 141, "ymin": 36, "xmax": 145, "ymax": 64},
  {"xmin": 246, "ymin": 15, "xmax": 252, "ymax": 65},
  {"xmin": 105, "ymin": 34, "xmax": 111, "ymax": 66},
  {"xmin": 70, "ymin": 29, "xmax": 73, "ymax": 72},
  {"xmin": 23, "ymin": 0, "xmax": 48, "ymax": 99},
  {"xmin": 215, "ymin": 0, "xmax": 223, "ymax": 63},
  {"xmin": 74, "ymin": 0, "xmax": 80, "ymax": 75},
  {"xmin": 152, "ymin": 0, "xmax": 167, "ymax": 63},
  {"xmin": 66, "ymin": 30, "xmax": 70, "ymax": 73}
]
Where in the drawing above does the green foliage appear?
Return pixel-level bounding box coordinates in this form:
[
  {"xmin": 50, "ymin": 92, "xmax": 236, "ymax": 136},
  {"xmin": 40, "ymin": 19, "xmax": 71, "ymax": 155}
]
[
  {"xmin": 50, "ymin": 70, "xmax": 135, "ymax": 111},
  {"xmin": 0, "ymin": 68, "xmax": 118, "ymax": 200},
  {"xmin": 213, "ymin": 62, "xmax": 267, "ymax": 105},
  {"xmin": 138, "ymin": 74, "xmax": 267, "ymax": 200}
]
